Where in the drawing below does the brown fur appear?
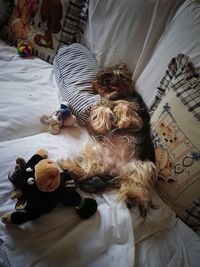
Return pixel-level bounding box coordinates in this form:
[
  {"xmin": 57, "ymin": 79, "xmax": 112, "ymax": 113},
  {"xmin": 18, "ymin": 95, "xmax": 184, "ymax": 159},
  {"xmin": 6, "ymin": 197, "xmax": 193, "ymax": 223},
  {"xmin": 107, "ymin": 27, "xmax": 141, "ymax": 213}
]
[{"xmin": 92, "ymin": 63, "xmax": 134, "ymax": 99}]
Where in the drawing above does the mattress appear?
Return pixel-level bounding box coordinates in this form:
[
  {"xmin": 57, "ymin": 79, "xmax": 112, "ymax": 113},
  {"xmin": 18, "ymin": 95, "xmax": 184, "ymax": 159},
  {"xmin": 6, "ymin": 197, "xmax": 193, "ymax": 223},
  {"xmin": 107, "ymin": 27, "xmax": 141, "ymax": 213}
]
[{"xmin": 0, "ymin": 40, "xmax": 200, "ymax": 267}]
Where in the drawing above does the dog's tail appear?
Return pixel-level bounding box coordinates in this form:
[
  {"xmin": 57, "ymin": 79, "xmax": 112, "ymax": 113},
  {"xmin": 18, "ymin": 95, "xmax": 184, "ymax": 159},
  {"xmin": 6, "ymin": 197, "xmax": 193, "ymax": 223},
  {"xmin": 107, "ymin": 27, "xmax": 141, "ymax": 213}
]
[{"xmin": 117, "ymin": 159, "xmax": 157, "ymax": 211}]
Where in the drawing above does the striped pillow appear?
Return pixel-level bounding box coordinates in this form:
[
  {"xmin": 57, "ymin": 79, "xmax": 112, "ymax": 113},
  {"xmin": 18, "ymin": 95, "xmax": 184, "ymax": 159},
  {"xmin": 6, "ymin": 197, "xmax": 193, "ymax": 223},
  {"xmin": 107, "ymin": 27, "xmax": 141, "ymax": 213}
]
[{"xmin": 53, "ymin": 43, "xmax": 100, "ymax": 125}]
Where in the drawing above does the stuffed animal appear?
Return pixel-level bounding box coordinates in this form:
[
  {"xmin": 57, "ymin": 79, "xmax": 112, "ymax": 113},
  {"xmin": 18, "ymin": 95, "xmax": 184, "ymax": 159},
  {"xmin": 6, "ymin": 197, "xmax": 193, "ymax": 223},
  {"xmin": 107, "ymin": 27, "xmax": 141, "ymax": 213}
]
[
  {"xmin": 1, "ymin": 149, "xmax": 97, "ymax": 225},
  {"xmin": 10, "ymin": 0, "xmax": 38, "ymax": 39},
  {"xmin": 40, "ymin": 103, "xmax": 76, "ymax": 134}
]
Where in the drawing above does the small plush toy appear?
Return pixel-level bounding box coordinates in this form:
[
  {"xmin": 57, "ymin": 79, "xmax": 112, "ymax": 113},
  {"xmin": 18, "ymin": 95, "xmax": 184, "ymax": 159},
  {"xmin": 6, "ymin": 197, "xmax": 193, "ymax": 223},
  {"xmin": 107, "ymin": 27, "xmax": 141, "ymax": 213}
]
[
  {"xmin": 1, "ymin": 149, "xmax": 97, "ymax": 225},
  {"xmin": 16, "ymin": 40, "xmax": 33, "ymax": 58},
  {"xmin": 40, "ymin": 103, "xmax": 76, "ymax": 135}
]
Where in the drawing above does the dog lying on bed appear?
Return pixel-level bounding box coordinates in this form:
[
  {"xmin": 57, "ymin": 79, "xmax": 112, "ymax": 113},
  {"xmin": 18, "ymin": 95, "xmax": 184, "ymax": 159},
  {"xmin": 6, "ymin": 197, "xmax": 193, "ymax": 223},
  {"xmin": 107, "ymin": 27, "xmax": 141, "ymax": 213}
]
[{"xmin": 59, "ymin": 63, "xmax": 157, "ymax": 218}]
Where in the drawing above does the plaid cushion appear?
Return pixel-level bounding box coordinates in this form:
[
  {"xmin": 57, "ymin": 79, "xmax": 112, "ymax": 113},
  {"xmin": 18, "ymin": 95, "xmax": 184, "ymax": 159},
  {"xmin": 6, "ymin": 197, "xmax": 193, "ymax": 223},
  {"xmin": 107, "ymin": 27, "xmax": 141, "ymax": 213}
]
[
  {"xmin": 0, "ymin": 0, "xmax": 14, "ymax": 30},
  {"xmin": 59, "ymin": 0, "xmax": 88, "ymax": 46},
  {"xmin": 182, "ymin": 199, "xmax": 200, "ymax": 236},
  {"xmin": 150, "ymin": 54, "xmax": 200, "ymax": 121}
]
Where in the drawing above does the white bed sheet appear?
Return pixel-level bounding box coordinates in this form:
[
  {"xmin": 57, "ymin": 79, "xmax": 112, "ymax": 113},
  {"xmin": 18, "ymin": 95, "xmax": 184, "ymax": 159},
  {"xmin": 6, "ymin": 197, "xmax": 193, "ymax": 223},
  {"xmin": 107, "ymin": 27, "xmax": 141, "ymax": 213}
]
[
  {"xmin": 0, "ymin": 40, "xmax": 60, "ymax": 142},
  {"xmin": 0, "ymin": 131, "xmax": 199, "ymax": 267}
]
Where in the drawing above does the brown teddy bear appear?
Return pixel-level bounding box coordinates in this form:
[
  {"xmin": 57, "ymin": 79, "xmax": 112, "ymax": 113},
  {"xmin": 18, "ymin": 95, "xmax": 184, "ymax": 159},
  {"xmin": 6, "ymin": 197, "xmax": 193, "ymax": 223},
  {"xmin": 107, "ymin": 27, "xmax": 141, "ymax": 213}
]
[
  {"xmin": 34, "ymin": 0, "xmax": 63, "ymax": 49},
  {"xmin": 11, "ymin": 0, "xmax": 38, "ymax": 39}
]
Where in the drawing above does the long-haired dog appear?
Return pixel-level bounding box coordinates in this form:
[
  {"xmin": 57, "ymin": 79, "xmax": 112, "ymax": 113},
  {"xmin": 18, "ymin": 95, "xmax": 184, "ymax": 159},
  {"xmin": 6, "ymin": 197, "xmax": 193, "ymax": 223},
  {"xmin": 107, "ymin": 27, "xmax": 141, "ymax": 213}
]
[{"xmin": 60, "ymin": 63, "xmax": 157, "ymax": 219}]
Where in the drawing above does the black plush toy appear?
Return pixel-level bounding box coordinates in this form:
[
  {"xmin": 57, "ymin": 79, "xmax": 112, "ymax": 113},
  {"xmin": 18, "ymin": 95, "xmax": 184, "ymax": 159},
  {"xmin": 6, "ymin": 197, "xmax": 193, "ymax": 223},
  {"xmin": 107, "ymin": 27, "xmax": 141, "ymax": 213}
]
[{"xmin": 1, "ymin": 149, "xmax": 97, "ymax": 225}]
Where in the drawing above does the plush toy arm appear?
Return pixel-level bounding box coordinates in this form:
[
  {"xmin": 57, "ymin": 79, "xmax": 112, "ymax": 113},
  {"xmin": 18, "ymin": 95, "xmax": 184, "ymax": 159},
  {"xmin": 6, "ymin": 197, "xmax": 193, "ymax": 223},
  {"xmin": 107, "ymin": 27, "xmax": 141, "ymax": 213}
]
[
  {"xmin": 60, "ymin": 190, "xmax": 98, "ymax": 220},
  {"xmin": 59, "ymin": 178, "xmax": 98, "ymax": 219},
  {"xmin": 75, "ymin": 198, "xmax": 98, "ymax": 219},
  {"xmin": 2, "ymin": 210, "xmax": 44, "ymax": 225},
  {"xmin": 59, "ymin": 186, "xmax": 82, "ymax": 206}
]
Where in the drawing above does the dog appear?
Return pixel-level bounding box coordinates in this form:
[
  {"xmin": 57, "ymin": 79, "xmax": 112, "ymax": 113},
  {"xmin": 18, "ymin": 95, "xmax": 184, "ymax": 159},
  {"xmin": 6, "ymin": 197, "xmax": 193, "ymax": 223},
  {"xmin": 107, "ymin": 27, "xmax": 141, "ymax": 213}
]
[{"xmin": 59, "ymin": 63, "xmax": 157, "ymax": 218}]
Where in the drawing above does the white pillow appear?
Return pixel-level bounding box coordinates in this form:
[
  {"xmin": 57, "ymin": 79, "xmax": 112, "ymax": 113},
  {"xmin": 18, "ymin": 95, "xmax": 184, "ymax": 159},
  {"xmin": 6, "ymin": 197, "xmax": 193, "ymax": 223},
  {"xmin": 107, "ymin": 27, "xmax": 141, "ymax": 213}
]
[
  {"xmin": 135, "ymin": 0, "xmax": 200, "ymax": 108},
  {"xmin": 82, "ymin": 0, "xmax": 183, "ymax": 73}
]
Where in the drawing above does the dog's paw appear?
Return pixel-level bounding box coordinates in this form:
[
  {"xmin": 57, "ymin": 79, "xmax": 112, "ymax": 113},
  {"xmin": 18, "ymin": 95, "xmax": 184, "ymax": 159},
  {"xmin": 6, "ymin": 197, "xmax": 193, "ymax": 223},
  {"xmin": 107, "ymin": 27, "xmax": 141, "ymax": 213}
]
[{"xmin": 1, "ymin": 213, "xmax": 12, "ymax": 225}]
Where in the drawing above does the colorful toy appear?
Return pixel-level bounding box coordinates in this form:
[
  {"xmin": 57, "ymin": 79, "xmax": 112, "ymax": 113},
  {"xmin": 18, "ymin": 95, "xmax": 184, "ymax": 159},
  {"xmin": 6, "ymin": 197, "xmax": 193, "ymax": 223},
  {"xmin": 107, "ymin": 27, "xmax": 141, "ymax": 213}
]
[
  {"xmin": 1, "ymin": 149, "xmax": 97, "ymax": 225},
  {"xmin": 40, "ymin": 103, "xmax": 76, "ymax": 135},
  {"xmin": 16, "ymin": 40, "xmax": 33, "ymax": 58}
]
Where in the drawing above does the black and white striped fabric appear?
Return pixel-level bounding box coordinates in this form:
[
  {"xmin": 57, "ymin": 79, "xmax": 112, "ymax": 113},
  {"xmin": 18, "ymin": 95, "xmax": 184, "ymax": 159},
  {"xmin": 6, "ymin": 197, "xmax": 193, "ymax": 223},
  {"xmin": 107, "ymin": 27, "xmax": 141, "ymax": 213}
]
[
  {"xmin": 150, "ymin": 54, "xmax": 200, "ymax": 121},
  {"xmin": 53, "ymin": 43, "xmax": 100, "ymax": 126}
]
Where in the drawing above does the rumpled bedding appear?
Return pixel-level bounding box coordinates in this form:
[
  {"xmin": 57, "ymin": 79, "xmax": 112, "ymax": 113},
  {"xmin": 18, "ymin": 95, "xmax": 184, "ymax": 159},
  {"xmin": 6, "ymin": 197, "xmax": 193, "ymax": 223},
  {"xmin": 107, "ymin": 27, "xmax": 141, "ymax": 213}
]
[{"xmin": 0, "ymin": 39, "xmax": 200, "ymax": 267}]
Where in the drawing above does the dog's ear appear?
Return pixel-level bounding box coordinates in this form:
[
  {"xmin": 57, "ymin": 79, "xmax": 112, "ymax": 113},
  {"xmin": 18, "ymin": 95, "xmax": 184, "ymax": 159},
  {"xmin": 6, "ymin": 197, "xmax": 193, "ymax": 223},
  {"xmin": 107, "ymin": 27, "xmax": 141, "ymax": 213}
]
[
  {"xmin": 117, "ymin": 63, "xmax": 128, "ymax": 71},
  {"xmin": 90, "ymin": 103, "xmax": 116, "ymax": 134},
  {"xmin": 113, "ymin": 100, "xmax": 143, "ymax": 131},
  {"xmin": 15, "ymin": 157, "xmax": 26, "ymax": 170}
]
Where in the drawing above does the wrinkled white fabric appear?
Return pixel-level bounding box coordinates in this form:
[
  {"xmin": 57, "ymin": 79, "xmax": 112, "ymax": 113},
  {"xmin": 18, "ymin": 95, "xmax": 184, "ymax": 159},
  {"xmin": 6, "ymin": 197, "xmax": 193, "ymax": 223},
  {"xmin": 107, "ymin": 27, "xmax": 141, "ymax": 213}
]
[
  {"xmin": 0, "ymin": 40, "xmax": 59, "ymax": 142},
  {"xmin": 0, "ymin": 132, "xmax": 199, "ymax": 267},
  {"xmin": 82, "ymin": 0, "xmax": 183, "ymax": 74},
  {"xmin": 135, "ymin": 0, "xmax": 200, "ymax": 107}
]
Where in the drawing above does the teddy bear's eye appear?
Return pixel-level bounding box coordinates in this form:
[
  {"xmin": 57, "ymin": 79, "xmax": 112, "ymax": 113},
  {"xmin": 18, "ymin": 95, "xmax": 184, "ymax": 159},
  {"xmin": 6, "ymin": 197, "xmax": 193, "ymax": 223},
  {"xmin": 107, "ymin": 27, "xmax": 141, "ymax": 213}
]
[{"xmin": 27, "ymin": 177, "xmax": 35, "ymax": 185}]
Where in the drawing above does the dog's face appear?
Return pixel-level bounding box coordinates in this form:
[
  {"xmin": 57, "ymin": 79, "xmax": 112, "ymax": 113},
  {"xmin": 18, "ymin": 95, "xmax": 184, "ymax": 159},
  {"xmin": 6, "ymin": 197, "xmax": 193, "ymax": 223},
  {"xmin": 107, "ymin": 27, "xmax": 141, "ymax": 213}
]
[{"xmin": 92, "ymin": 64, "xmax": 134, "ymax": 99}]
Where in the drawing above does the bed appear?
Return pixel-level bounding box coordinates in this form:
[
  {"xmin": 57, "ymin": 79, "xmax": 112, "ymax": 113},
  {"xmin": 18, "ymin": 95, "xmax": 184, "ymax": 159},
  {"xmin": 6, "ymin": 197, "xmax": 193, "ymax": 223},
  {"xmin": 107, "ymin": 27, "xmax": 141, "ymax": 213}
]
[{"xmin": 0, "ymin": 0, "xmax": 200, "ymax": 266}]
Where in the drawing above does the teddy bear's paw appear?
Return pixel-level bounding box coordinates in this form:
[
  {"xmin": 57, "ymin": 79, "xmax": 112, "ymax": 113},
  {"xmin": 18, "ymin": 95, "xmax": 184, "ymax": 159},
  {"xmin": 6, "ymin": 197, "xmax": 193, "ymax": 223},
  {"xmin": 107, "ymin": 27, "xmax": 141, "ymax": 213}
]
[
  {"xmin": 49, "ymin": 124, "xmax": 61, "ymax": 135},
  {"xmin": 40, "ymin": 114, "xmax": 50, "ymax": 124},
  {"xmin": 10, "ymin": 189, "xmax": 23, "ymax": 199},
  {"xmin": 1, "ymin": 213, "xmax": 12, "ymax": 225},
  {"xmin": 37, "ymin": 149, "xmax": 48, "ymax": 159},
  {"xmin": 63, "ymin": 115, "xmax": 76, "ymax": 127}
]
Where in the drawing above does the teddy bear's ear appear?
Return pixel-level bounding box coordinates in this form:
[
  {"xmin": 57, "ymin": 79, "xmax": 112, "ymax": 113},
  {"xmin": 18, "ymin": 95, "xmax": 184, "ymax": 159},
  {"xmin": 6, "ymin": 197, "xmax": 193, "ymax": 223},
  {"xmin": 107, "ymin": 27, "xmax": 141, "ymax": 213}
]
[
  {"xmin": 26, "ymin": 154, "xmax": 45, "ymax": 170},
  {"xmin": 15, "ymin": 157, "xmax": 26, "ymax": 170}
]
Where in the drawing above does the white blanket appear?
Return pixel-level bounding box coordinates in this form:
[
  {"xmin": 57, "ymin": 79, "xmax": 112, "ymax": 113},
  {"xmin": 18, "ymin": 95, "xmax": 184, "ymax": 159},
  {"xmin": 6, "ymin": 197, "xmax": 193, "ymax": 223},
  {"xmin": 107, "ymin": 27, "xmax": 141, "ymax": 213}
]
[{"xmin": 0, "ymin": 132, "xmax": 200, "ymax": 267}]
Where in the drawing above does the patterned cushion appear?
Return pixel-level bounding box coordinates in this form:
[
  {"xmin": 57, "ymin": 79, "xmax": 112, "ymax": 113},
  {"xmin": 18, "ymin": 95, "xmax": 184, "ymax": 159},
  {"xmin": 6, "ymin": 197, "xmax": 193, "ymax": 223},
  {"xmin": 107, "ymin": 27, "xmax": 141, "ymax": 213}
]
[
  {"xmin": 0, "ymin": 0, "xmax": 88, "ymax": 63},
  {"xmin": 53, "ymin": 43, "xmax": 100, "ymax": 125},
  {"xmin": 150, "ymin": 54, "xmax": 200, "ymax": 234},
  {"xmin": 0, "ymin": 1, "xmax": 14, "ymax": 28}
]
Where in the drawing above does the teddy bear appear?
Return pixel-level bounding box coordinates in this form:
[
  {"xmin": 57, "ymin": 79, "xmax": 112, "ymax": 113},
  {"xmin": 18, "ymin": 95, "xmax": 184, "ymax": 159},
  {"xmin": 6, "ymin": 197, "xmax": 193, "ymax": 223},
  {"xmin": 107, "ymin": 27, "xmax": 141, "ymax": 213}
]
[
  {"xmin": 1, "ymin": 149, "xmax": 97, "ymax": 225},
  {"xmin": 40, "ymin": 103, "xmax": 76, "ymax": 134},
  {"xmin": 153, "ymin": 121, "xmax": 177, "ymax": 184},
  {"xmin": 10, "ymin": 0, "xmax": 38, "ymax": 39},
  {"xmin": 33, "ymin": 0, "xmax": 63, "ymax": 49}
]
